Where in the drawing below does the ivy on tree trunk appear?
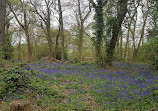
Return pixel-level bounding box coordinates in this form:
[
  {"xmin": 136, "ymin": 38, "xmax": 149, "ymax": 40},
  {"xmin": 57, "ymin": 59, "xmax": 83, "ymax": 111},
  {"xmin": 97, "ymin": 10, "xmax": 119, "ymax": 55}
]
[{"xmin": 89, "ymin": 0, "xmax": 105, "ymax": 66}]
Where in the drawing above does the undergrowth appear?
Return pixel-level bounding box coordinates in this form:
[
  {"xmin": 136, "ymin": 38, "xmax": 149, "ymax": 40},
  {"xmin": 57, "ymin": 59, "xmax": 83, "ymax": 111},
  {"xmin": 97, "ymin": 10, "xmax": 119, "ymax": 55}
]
[{"xmin": 0, "ymin": 62, "xmax": 157, "ymax": 110}]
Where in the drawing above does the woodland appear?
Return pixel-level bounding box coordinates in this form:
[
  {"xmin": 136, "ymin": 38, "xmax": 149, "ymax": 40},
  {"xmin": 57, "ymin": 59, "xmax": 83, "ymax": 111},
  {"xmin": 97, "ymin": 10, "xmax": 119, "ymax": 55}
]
[{"xmin": 0, "ymin": 0, "xmax": 158, "ymax": 110}]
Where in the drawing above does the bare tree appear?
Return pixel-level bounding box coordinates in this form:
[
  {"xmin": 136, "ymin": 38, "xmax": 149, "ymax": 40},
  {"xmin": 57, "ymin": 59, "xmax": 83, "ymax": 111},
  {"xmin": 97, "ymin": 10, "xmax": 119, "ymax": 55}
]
[
  {"xmin": 7, "ymin": 0, "xmax": 33, "ymax": 62},
  {"xmin": 123, "ymin": 0, "xmax": 140, "ymax": 60},
  {"xmin": 77, "ymin": 0, "xmax": 91, "ymax": 61},
  {"xmin": 133, "ymin": 0, "xmax": 149, "ymax": 59},
  {"xmin": 30, "ymin": 0, "xmax": 54, "ymax": 58}
]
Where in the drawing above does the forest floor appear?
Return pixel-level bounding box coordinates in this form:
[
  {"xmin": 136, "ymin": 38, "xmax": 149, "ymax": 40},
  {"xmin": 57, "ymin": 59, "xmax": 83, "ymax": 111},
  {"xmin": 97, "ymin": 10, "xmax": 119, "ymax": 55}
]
[{"xmin": 0, "ymin": 61, "xmax": 158, "ymax": 111}]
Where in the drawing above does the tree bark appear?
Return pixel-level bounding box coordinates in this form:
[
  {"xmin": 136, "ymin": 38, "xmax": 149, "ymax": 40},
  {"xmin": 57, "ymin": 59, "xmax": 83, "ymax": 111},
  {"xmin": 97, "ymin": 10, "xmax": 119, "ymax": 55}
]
[
  {"xmin": 133, "ymin": 15, "xmax": 147, "ymax": 58},
  {"xmin": 131, "ymin": 16, "xmax": 137, "ymax": 53},
  {"xmin": 18, "ymin": 36, "xmax": 22, "ymax": 61},
  {"xmin": 124, "ymin": 3, "xmax": 139, "ymax": 60},
  {"xmin": 0, "ymin": 0, "xmax": 6, "ymax": 46},
  {"xmin": 23, "ymin": 6, "xmax": 32, "ymax": 62},
  {"xmin": 30, "ymin": 0, "xmax": 53, "ymax": 58},
  {"xmin": 54, "ymin": 28, "xmax": 60, "ymax": 59},
  {"xmin": 46, "ymin": 23, "xmax": 53, "ymax": 58},
  {"xmin": 0, "ymin": 0, "xmax": 6, "ymax": 67},
  {"xmin": 4, "ymin": 16, "xmax": 13, "ymax": 60},
  {"xmin": 77, "ymin": 0, "xmax": 91, "ymax": 61},
  {"xmin": 124, "ymin": 26, "xmax": 130, "ymax": 60},
  {"xmin": 58, "ymin": 0, "xmax": 65, "ymax": 62},
  {"xmin": 119, "ymin": 29, "xmax": 123, "ymax": 60},
  {"xmin": 24, "ymin": 28, "xmax": 32, "ymax": 62},
  {"xmin": 78, "ymin": 21, "xmax": 84, "ymax": 61},
  {"xmin": 7, "ymin": 0, "xmax": 33, "ymax": 62},
  {"xmin": 105, "ymin": 0, "xmax": 128, "ymax": 66},
  {"xmin": 133, "ymin": 0, "xmax": 149, "ymax": 59}
]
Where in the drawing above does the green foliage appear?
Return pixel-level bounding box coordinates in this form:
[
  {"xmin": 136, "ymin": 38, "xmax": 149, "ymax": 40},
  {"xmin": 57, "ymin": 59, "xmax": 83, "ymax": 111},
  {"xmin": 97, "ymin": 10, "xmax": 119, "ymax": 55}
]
[
  {"xmin": 29, "ymin": 77, "xmax": 58, "ymax": 96},
  {"xmin": 13, "ymin": 43, "xmax": 67, "ymax": 61},
  {"xmin": 68, "ymin": 57, "xmax": 80, "ymax": 64},
  {"xmin": 56, "ymin": 46, "xmax": 67, "ymax": 60},
  {"xmin": 78, "ymin": 62, "xmax": 93, "ymax": 66},
  {"xmin": 148, "ymin": 25, "xmax": 158, "ymax": 39},
  {"xmin": 92, "ymin": 0, "xmax": 105, "ymax": 65},
  {"xmin": 139, "ymin": 37, "xmax": 158, "ymax": 69},
  {"xmin": 27, "ymin": 77, "xmax": 65, "ymax": 107},
  {"xmin": 0, "ymin": 56, "xmax": 3, "ymax": 67},
  {"xmin": 1, "ymin": 66, "xmax": 31, "ymax": 94},
  {"xmin": 3, "ymin": 36, "xmax": 14, "ymax": 60},
  {"xmin": 106, "ymin": 17, "xmax": 118, "ymax": 37},
  {"xmin": 0, "ymin": 45, "xmax": 4, "ymax": 67},
  {"xmin": 93, "ymin": 0, "xmax": 104, "ymax": 40}
]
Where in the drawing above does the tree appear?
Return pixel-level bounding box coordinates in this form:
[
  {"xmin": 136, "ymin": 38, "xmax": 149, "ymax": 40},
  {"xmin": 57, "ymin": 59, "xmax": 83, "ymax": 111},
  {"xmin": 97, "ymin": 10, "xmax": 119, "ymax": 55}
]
[
  {"xmin": 30, "ymin": 0, "xmax": 54, "ymax": 58},
  {"xmin": 76, "ymin": 0, "xmax": 91, "ymax": 61},
  {"xmin": 58, "ymin": 0, "xmax": 65, "ymax": 62},
  {"xmin": 133, "ymin": 0, "xmax": 149, "ymax": 59},
  {"xmin": 4, "ymin": 9, "xmax": 14, "ymax": 60},
  {"xmin": 54, "ymin": 28, "xmax": 60, "ymax": 59},
  {"xmin": 147, "ymin": 0, "xmax": 158, "ymax": 39},
  {"xmin": 0, "ymin": 0, "xmax": 6, "ymax": 67},
  {"xmin": 7, "ymin": 0, "xmax": 33, "ymax": 62},
  {"xmin": 89, "ymin": 0, "xmax": 106, "ymax": 66},
  {"xmin": 105, "ymin": 0, "xmax": 128, "ymax": 66},
  {"xmin": 123, "ymin": 0, "xmax": 140, "ymax": 60}
]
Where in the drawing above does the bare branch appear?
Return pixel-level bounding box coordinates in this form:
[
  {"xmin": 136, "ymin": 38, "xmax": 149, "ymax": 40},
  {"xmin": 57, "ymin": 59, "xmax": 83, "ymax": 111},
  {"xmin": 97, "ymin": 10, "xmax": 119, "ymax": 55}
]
[
  {"xmin": 6, "ymin": 0, "xmax": 24, "ymax": 28},
  {"xmin": 83, "ymin": 2, "xmax": 92, "ymax": 22},
  {"xmin": 29, "ymin": 0, "xmax": 46, "ymax": 23},
  {"xmin": 84, "ymin": 30, "xmax": 96, "ymax": 44}
]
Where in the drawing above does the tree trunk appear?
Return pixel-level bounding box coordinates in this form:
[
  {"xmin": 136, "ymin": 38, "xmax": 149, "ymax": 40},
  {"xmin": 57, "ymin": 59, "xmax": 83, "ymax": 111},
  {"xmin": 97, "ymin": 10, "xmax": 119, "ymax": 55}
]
[
  {"xmin": 116, "ymin": 35, "xmax": 119, "ymax": 58},
  {"xmin": 18, "ymin": 36, "xmax": 22, "ymax": 61},
  {"xmin": 46, "ymin": 8, "xmax": 53, "ymax": 58},
  {"xmin": 124, "ymin": 27, "xmax": 130, "ymax": 60},
  {"xmin": 94, "ymin": 1, "xmax": 104, "ymax": 66},
  {"xmin": 46, "ymin": 26, "xmax": 53, "ymax": 58},
  {"xmin": 30, "ymin": 0, "xmax": 54, "ymax": 59},
  {"xmin": 4, "ymin": 17, "xmax": 13, "ymax": 60},
  {"xmin": 7, "ymin": 0, "xmax": 33, "ymax": 62},
  {"xmin": 79, "ymin": 22, "xmax": 84, "ymax": 61},
  {"xmin": 131, "ymin": 18, "xmax": 137, "ymax": 53},
  {"xmin": 24, "ymin": 28, "xmax": 33, "ymax": 62},
  {"xmin": 0, "ymin": 0, "xmax": 6, "ymax": 67},
  {"xmin": 105, "ymin": 0, "xmax": 128, "ymax": 66},
  {"xmin": 54, "ymin": 28, "xmax": 60, "ymax": 59},
  {"xmin": 77, "ymin": 0, "xmax": 91, "ymax": 61},
  {"xmin": 133, "ymin": 15, "xmax": 147, "ymax": 59},
  {"xmin": 106, "ymin": 28, "xmax": 120, "ymax": 66},
  {"xmin": 22, "ymin": 2, "xmax": 33, "ymax": 62},
  {"xmin": 124, "ymin": 9, "xmax": 138, "ymax": 60},
  {"xmin": 133, "ymin": 0, "xmax": 149, "ymax": 59},
  {"xmin": 58, "ymin": 0, "xmax": 65, "ymax": 62},
  {"xmin": 119, "ymin": 29, "xmax": 123, "ymax": 60}
]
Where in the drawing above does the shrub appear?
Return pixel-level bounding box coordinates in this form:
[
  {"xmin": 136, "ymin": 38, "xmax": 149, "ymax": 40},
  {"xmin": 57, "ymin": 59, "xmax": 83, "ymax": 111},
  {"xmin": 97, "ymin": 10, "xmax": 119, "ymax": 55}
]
[
  {"xmin": 68, "ymin": 57, "xmax": 80, "ymax": 64},
  {"xmin": 139, "ymin": 37, "xmax": 158, "ymax": 70},
  {"xmin": 1, "ymin": 66, "xmax": 31, "ymax": 94}
]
